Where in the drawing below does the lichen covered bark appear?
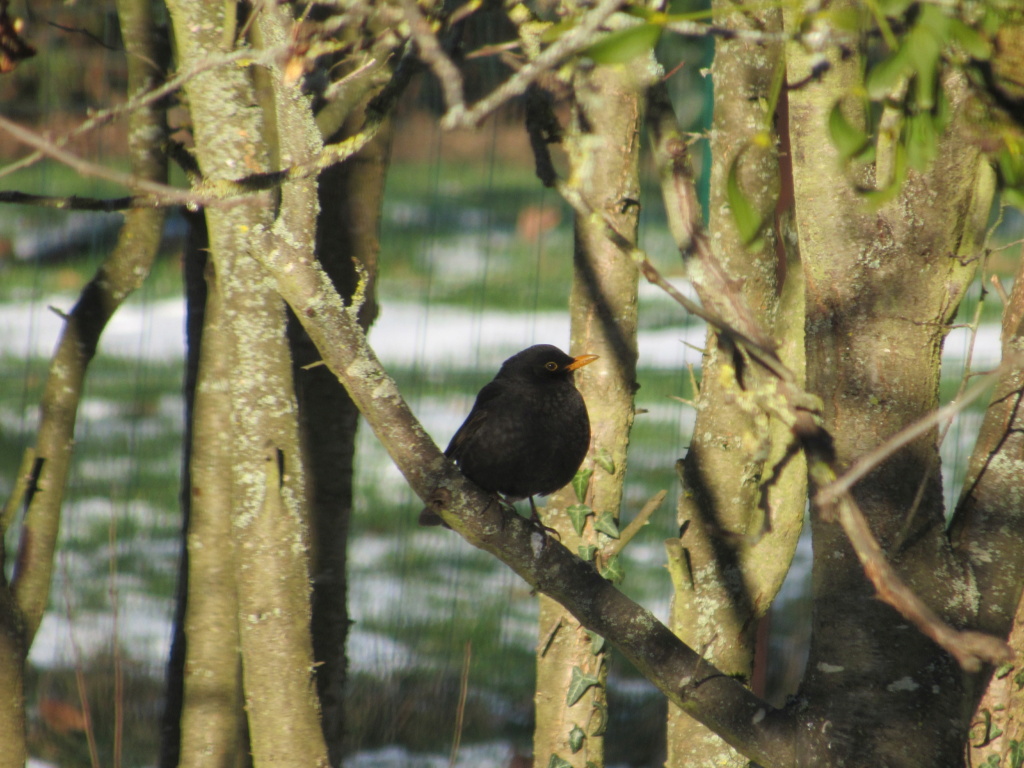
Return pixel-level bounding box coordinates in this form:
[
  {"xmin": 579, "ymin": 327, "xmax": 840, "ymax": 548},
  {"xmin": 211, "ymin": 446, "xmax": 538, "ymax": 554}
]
[
  {"xmin": 785, "ymin": 3, "xmax": 994, "ymax": 762},
  {"xmin": 534, "ymin": 58, "xmax": 645, "ymax": 768},
  {"xmin": 667, "ymin": 4, "xmax": 804, "ymax": 766}
]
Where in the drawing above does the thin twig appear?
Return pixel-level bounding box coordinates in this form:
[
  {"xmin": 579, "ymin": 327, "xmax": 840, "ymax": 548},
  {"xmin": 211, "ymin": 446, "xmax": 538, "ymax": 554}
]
[
  {"xmin": 0, "ymin": 114, "xmax": 216, "ymax": 208},
  {"xmin": 603, "ymin": 490, "xmax": 668, "ymax": 560},
  {"xmin": 449, "ymin": 640, "xmax": 472, "ymax": 768},
  {"xmin": 814, "ymin": 355, "xmax": 1021, "ymax": 508},
  {"xmin": 401, "ymin": 0, "xmax": 466, "ymax": 115},
  {"xmin": 0, "ymin": 110, "xmax": 385, "ymax": 209},
  {"xmin": 0, "ymin": 190, "xmax": 137, "ymax": 211},
  {"xmin": 0, "ymin": 46, "xmax": 281, "ymax": 180},
  {"xmin": 442, "ymin": 0, "xmax": 627, "ymax": 129}
]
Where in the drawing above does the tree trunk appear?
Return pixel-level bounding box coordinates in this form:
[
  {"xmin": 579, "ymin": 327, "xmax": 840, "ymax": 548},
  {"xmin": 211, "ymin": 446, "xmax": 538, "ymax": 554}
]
[
  {"xmin": 785, "ymin": 5, "xmax": 995, "ymax": 762},
  {"xmin": 533, "ymin": 56, "xmax": 645, "ymax": 768},
  {"xmin": 0, "ymin": 0, "xmax": 167, "ymax": 763},
  {"xmin": 667, "ymin": 5, "xmax": 805, "ymax": 766},
  {"xmin": 295, "ymin": 103, "xmax": 391, "ymax": 765},
  {"xmin": 165, "ymin": 2, "xmax": 328, "ymax": 765}
]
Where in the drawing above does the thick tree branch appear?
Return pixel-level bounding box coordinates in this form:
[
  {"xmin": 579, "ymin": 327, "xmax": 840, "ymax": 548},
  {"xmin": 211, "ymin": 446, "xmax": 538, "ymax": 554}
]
[{"xmin": 251, "ymin": 230, "xmax": 797, "ymax": 768}]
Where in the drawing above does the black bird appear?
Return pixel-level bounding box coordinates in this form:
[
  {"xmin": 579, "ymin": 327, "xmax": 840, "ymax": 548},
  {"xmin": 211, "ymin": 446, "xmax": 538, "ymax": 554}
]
[{"xmin": 420, "ymin": 344, "xmax": 598, "ymax": 528}]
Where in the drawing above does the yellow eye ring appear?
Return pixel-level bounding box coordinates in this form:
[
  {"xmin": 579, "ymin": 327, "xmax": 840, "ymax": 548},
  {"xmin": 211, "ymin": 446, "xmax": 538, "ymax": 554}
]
[{"xmin": 544, "ymin": 361, "xmax": 559, "ymax": 371}]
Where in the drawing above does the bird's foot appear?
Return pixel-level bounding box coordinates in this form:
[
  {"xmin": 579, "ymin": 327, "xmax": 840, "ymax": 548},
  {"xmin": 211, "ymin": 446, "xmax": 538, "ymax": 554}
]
[{"xmin": 527, "ymin": 497, "xmax": 561, "ymax": 541}]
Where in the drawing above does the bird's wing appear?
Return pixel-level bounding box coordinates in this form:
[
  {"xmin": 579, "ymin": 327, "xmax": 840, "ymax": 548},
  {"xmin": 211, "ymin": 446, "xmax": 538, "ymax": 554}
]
[{"xmin": 444, "ymin": 380, "xmax": 504, "ymax": 459}]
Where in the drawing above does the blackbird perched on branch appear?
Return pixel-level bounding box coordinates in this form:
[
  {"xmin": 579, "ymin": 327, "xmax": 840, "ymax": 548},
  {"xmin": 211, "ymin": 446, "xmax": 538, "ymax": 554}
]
[{"xmin": 419, "ymin": 344, "xmax": 598, "ymax": 528}]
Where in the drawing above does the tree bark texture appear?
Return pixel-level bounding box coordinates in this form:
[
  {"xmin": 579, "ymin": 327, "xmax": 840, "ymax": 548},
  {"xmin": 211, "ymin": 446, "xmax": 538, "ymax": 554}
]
[
  {"xmin": 955, "ymin": 251, "xmax": 1024, "ymax": 761},
  {"xmin": 785, "ymin": 5, "xmax": 996, "ymax": 763},
  {"xmin": 294, "ymin": 104, "xmax": 391, "ymax": 765},
  {"xmin": 0, "ymin": 0, "xmax": 167, "ymax": 763},
  {"xmin": 534, "ymin": 60, "xmax": 644, "ymax": 768},
  {"xmin": 165, "ymin": 2, "xmax": 327, "ymax": 765},
  {"xmin": 668, "ymin": 5, "xmax": 805, "ymax": 766}
]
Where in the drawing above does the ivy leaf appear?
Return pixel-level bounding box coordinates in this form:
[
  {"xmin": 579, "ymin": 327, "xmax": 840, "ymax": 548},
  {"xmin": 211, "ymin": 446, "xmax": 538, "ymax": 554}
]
[
  {"xmin": 1013, "ymin": 667, "xmax": 1024, "ymax": 690},
  {"xmin": 566, "ymin": 666, "xmax": 601, "ymax": 706},
  {"xmin": 828, "ymin": 101, "xmax": 872, "ymax": 163},
  {"xmin": 726, "ymin": 150, "xmax": 764, "ymax": 247},
  {"xmin": 567, "ymin": 504, "xmax": 592, "ymax": 536},
  {"xmin": 583, "ymin": 23, "xmax": 662, "ymax": 65},
  {"xmin": 949, "ymin": 19, "xmax": 991, "ymax": 60},
  {"xmin": 1009, "ymin": 739, "xmax": 1024, "ymax": 768},
  {"xmin": 568, "ymin": 725, "xmax": 586, "ymax": 753},
  {"xmin": 995, "ymin": 662, "xmax": 1015, "ymax": 680},
  {"xmin": 904, "ymin": 111, "xmax": 938, "ymax": 171},
  {"xmin": 594, "ymin": 448, "xmax": 615, "ymax": 475},
  {"xmin": 578, "ymin": 544, "xmax": 597, "ymax": 562},
  {"xmin": 588, "ymin": 702, "xmax": 609, "ymax": 737},
  {"xmin": 599, "ymin": 554, "xmax": 625, "ymax": 583},
  {"xmin": 572, "ymin": 468, "xmax": 593, "ymax": 503},
  {"xmin": 546, "ymin": 755, "xmax": 572, "ymax": 768},
  {"xmin": 585, "ymin": 630, "xmax": 606, "ymax": 655},
  {"xmin": 865, "ymin": 44, "xmax": 914, "ymax": 99},
  {"xmin": 593, "ymin": 511, "xmax": 620, "ymax": 539}
]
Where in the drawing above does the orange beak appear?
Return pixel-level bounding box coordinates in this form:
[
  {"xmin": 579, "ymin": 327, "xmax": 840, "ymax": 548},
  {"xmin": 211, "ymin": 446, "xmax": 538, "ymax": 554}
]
[{"xmin": 565, "ymin": 353, "xmax": 599, "ymax": 372}]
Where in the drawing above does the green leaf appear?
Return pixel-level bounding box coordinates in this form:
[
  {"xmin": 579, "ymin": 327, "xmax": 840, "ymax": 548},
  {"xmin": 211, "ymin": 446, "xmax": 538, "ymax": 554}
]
[
  {"xmin": 578, "ymin": 544, "xmax": 597, "ymax": 561},
  {"xmin": 726, "ymin": 151, "xmax": 764, "ymax": 246},
  {"xmin": 593, "ymin": 511, "xmax": 620, "ymax": 539},
  {"xmin": 995, "ymin": 663, "xmax": 1016, "ymax": 679},
  {"xmin": 594, "ymin": 448, "xmax": 615, "ymax": 475},
  {"xmin": 546, "ymin": 755, "xmax": 572, "ymax": 768},
  {"xmin": 828, "ymin": 101, "xmax": 872, "ymax": 162},
  {"xmin": 875, "ymin": 0, "xmax": 915, "ymax": 14},
  {"xmin": 865, "ymin": 45, "xmax": 913, "ymax": 99},
  {"xmin": 949, "ymin": 19, "xmax": 991, "ymax": 60},
  {"xmin": 567, "ymin": 504, "xmax": 592, "ymax": 536},
  {"xmin": 585, "ymin": 630, "xmax": 606, "ymax": 655},
  {"xmin": 862, "ymin": 143, "xmax": 907, "ymax": 208},
  {"xmin": 541, "ymin": 19, "xmax": 575, "ymax": 44},
  {"xmin": 904, "ymin": 111, "xmax": 937, "ymax": 171},
  {"xmin": 588, "ymin": 702, "xmax": 608, "ymax": 737},
  {"xmin": 1010, "ymin": 739, "xmax": 1024, "ymax": 768},
  {"xmin": 568, "ymin": 725, "xmax": 586, "ymax": 753},
  {"xmin": 1013, "ymin": 666, "xmax": 1024, "ymax": 690},
  {"xmin": 566, "ymin": 667, "xmax": 601, "ymax": 706},
  {"xmin": 599, "ymin": 554, "xmax": 625, "ymax": 583},
  {"xmin": 572, "ymin": 468, "xmax": 593, "ymax": 503},
  {"xmin": 583, "ymin": 23, "xmax": 662, "ymax": 65}
]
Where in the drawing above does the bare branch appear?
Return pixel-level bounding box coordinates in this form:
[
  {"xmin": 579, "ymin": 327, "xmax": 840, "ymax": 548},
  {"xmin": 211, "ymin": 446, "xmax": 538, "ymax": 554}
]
[
  {"xmin": 0, "ymin": 46, "xmax": 282, "ymax": 181},
  {"xmin": 400, "ymin": 0, "xmax": 465, "ymax": 115},
  {"xmin": 0, "ymin": 190, "xmax": 136, "ymax": 211},
  {"xmin": 442, "ymin": 0, "xmax": 626, "ymax": 129},
  {"xmin": 0, "ymin": 114, "xmax": 211, "ymax": 208},
  {"xmin": 819, "ymin": 473, "xmax": 1013, "ymax": 672}
]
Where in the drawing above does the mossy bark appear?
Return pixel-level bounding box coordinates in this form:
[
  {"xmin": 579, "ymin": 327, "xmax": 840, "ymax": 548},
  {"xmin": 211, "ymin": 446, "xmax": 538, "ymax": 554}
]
[
  {"xmin": 667, "ymin": 5, "xmax": 805, "ymax": 766},
  {"xmin": 533, "ymin": 58, "xmax": 645, "ymax": 768},
  {"xmin": 0, "ymin": 0, "xmax": 167, "ymax": 763},
  {"xmin": 785, "ymin": 3, "xmax": 995, "ymax": 762},
  {"xmin": 165, "ymin": 2, "xmax": 327, "ymax": 765}
]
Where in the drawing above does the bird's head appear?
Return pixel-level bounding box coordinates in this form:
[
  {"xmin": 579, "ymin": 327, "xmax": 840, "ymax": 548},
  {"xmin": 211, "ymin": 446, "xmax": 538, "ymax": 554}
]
[{"xmin": 500, "ymin": 344, "xmax": 599, "ymax": 382}]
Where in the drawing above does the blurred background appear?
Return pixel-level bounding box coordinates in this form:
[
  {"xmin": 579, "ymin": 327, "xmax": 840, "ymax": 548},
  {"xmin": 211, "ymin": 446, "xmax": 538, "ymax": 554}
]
[{"xmin": 0, "ymin": 2, "xmax": 1017, "ymax": 766}]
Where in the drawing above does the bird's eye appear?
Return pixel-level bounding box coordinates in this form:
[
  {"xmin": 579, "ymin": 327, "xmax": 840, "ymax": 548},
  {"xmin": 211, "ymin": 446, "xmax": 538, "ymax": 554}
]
[{"xmin": 544, "ymin": 361, "xmax": 559, "ymax": 372}]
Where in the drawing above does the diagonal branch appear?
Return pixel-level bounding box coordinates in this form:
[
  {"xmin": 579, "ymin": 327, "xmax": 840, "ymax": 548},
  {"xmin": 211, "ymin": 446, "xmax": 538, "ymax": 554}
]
[{"xmin": 250, "ymin": 224, "xmax": 798, "ymax": 768}]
